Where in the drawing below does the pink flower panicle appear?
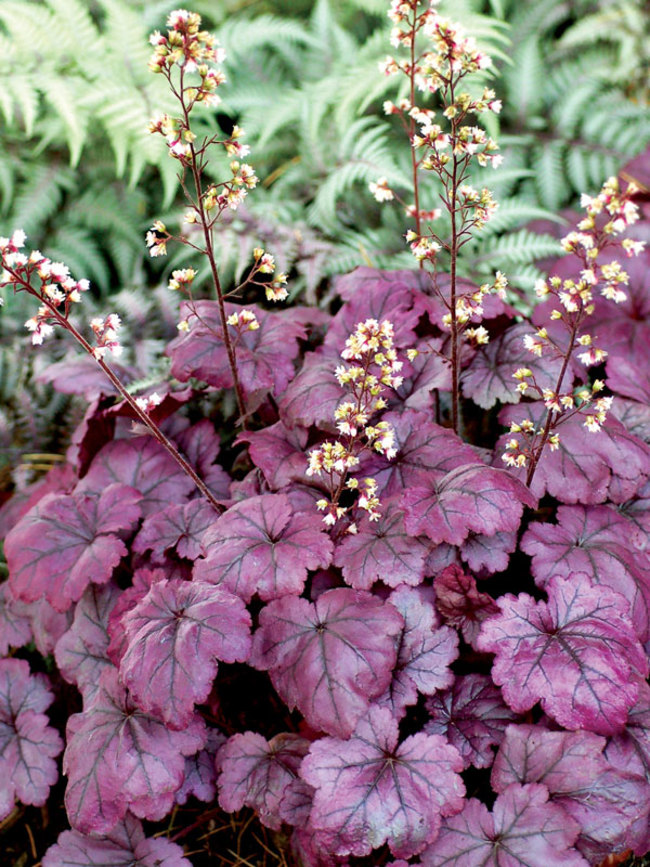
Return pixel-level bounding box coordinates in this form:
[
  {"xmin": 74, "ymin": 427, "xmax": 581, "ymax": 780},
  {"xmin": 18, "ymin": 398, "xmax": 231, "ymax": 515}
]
[
  {"xmin": 307, "ymin": 319, "xmax": 404, "ymax": 528},
  {"xmin": 503, "ymin": 177, "xmax": 644, "ymax": 469},
  {"xmin": 0, "ymin": 231, "xmax": 91, "ymax": 345}
]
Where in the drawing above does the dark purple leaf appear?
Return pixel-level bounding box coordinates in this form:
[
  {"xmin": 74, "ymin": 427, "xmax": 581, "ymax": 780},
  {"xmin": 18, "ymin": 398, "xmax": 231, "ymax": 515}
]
[
  {"xmin": 497, "ymin": 403, "xmax": 650, "ymax": 505},
  {"xmin": 402, "ymin": 464, "xmax": 536, "ymax": 546},
  {"xmin": 521, "ymin": 505, "xmax": 650, "ymax": 642},
  {"xmin": 434, "ymin": 566, "xmax": 499, "ymax": 647},
  {"xmin": 614, "ymin": 479, "xmax": 650, "ymax": 552},
  {"xmin": 477, "ymin": 574, "xmax": 648, "ymax": 734},
  {"xmin": 119, "ymin": 579, "xmax": 251, "ymax": 729},
  {"xmin": 55, "ymin": 583, "xmax": 121, "ymax": 705},
  {"xmin": 237, "ymin": 420, "xmax": 310, "ymax": 490},
  {"xmin": 174, "ymin": 421, "xmax": 231, "ymax": 499},
  {"xmin": 278, "ymin": 349, "xmax": 346, "ymax": 429},
  {"xmin": 20, "ymin": 596, "xmax": 73, "ymax": 655},
  {"xmin": 420, "ymin": 784, "xmax": 588, "ymax": 866},
  {"xmin": 300, "ymin": 704, "xmax": 465, "ymax": 858},
  {"xmin": 75, "ymin": 437, "xmax": 194, "ymax": 516},
  {"xmin": 425, "ymin": 674, "xmax": 518, "ymax": 770},
  {"xmin": 394, "ymin": 337, "xmax": 451, "ymax": 412},
  {"xmin": 459, "ymin": 530, "xmax": 517, "ymax": 575},
  {"xmin": 64, "ymin": 667, "xmax": 206, "ymax": 834},
  {"xmin": 250, "ymin": 588, "xmax": 403, "ymax": 737},
  {"xmin": 362, "ymin": 411, "xmax": 481, "ymax": 499},
  {"xmin": 217, "ymin": 731, "xmax": 311, "ymax": 829},
  {"xmin": 176, "ymin": 728, "xmax": 225, "ymax": 806},
  {"xmin": 37, "ymin": 357, "xmax": 139, "ymax": 397},
  {"xmin": 134, "ymin": 500, "xmax": 216, "ymax": 563},
  {"xmin": 0, "ymin": 659, "xmax": 63, "ymax": 820},
  {"xmin": 491, "ymin": 723, "xmax": 650, "ymax": 862},
  {"xmin": 605, "ymin": 680, "xmax": 650, "ymax": 779},
  {"xmin": 607, "ymin": 348, "xmax": 650, "ymax": 403},
  {"xmin": 167, "ymin": 300, "xmax": 305, "ymax": 402},
  {"xmin": 333, "ymin": 498, "xmax": 429, "ymax": 589},
  {"xmin": 611, "ymin": 397, "xmax": 650, "ymax": 443},
  {"xmin": 0, "ymin": 462, "xmax": 76, "ymax": 539},
  {"xmin": 327, "ymin": 268, "xmax": 424, "ymax": 353},
  {"xmin": 106, "ymin": 568, "xmax": 166, "ymax": 666},
  {"xmin": 193, "ymin": 493, "xmax": 333, "ymax": 602},
  {"xmin": 42, "ymin": 814, "xmax": 191, "ymax": 867},
  {"xmin": 378, "ymin": 586, "xmax": 457, "ymax": 720},
  {"xmin": 5, "ymin": 484, "xmax": 141, "ymax": 611},
  {"xmin": 0, "ymin": 581, "xmax": 32, "ymax": 654},
  {"xmin": 462, "ymin": 323, "xmax": 568, "ymax": 409}
]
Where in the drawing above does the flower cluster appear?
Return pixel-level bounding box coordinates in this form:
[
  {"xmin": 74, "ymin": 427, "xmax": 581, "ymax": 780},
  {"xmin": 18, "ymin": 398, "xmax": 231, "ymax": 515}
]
[
  {"xmin": 503, "ymin": 177, "xmax": 644, "ymax": 473},
  {"xmin": 89, "ymin": 314, "xmax": 123, "ymax": 360},
  {"xmin": 372, "ymin": 0, "xmax": 502, "ymax": 248},
  {"xmin": 371, "ymin": 1, "xmax": 505, "ymax": 434},
  {"xmin": 307, "ymin": 319, "xmax": 403, "ymax": 526},
  {"xmin": 0, "ymin": 231, "xmax": 90, "ymax": 345}
]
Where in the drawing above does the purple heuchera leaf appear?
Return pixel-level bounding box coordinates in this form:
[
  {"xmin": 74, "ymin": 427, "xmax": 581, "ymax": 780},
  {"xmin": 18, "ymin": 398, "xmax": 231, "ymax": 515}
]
[
  {"xmin": 300, "ymin": 704, "xmax": 465, "ymax": 859},
  {"xmin": 434, "ymin": 566, "xmax": 499, "ymax": 647},
  {"xmin": 250, "ymin": 588, "xmax": 403, "ymax": 737},
  {"xmin": 54, "ymin": 582, "xmax": 121, "ymax": 705},
  {"xmin": 491, "ymin": 723, "xmax": 650, "ymax": 861},
  {"xmin": 459, "ymin": 530, "xmax": 517, "ymax": 575},
  {"xmin": 0, "ymin": 582, "xmax": 32, "ymax": 654},
  {"xmin": 477, "ymin": 574, "xmax": 649, "ymax": 734},
  {"xmin": 497, "ymin": 403, "xmax": 650, "ymax": 505},
  {"xmin": 521, "ymin": 505, "xmax": 650, "ymax": 643},
  {"xmin": 106, "ymin": 568, "xmax": 166, "ymax": 666},
  {"xmin": 362, "ymin": 410, "xmax": 480, "ymax": 498},
  {"xmin": 402, "ymin": 464, "xmax": 537, "ymax": 546},
  {"xmin": 175, "ymin": 420, "xmax": 231, "ymax": 499},
  {"xmin": 193, "ymin": 493, "xmax": 333, "ymax": 602},
  {"xmin": 420, "ymin": 784, "xmax": 588, "ymax": 866},
  {"xmin": 395, "ymin": 337, "xmax": 451, "ymax": 411},
  {"xmin": 607, "ymin": 347, "xmax": 650, "ymax": 403},
  {"xmin": 606, "ymin": 680, "xmax": 650, "ymax": 779},
  {"xmin": 167, "ymin": 300, "xmax": 305, "ymax": 404},
  {"xmin": 378, "ymin": 585, "xmax": 458, "ymax": 720},
  {"xmin": 333, "ymin": 498, "xmax": 429, "ymax": 589},
  {"xmin": 462, "ymin": 322, "xmax": 568, "ymax": 410},
  {"xmin": 118, "ymin": 578, "xmax": 251, "ymax": 729},
  {"xmin": 0, "ymin": 659, "xmax": 63, "ymax": 820},
  {"xmin": 64, "ymin": 667, "xmax": 206, "ymax": 834},
  {"xmin": 133, "ymin": 500, "xmax": 216, "ymax": 563},
  {"xmin": 217, "ymin": 731, "xmax": 312, "ymax": 829},
  {"xmin": 75, "ymin": 437, "xmax": 194, "ymax": 516},
  {"xmin": 425, "ymin": 674, "xmax": 518, "ymax": 770},
  {"xmin": 237, "ymin": 420, "xmax": 310, "ymax": 489},
  {"xmin": 176, "ymin": 728, "xmax": 225, "ymax": 806},
  {"xmin": 278, "ymin": 349, "xmax": 346, "ymax": 429},
  {"xmin": 5, "ymin": 483, "xmax": 142, "ymax": 612},
  {"xmin": 326, "ymin": 268, "xmax": 423, "ymax": 351},
  {"xmin": 42, "ymin": 814, "xmax": 191, "ymax": 867}
]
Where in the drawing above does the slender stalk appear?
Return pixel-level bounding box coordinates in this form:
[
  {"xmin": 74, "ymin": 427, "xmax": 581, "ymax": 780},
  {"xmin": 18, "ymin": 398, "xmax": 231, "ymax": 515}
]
[
  {"xmin": 11, "ymin": 274, "xmax": 224, "ymax": 513},
  {"xmin": 448, "ymin": 89, "xmax": 460, "ymax": 435},
  {"xmin": 525, "ymin": 317, "xmax": 580, "ymax": 487},
  {"xmin": 176, "ymin": 68, "xmax": 248, "ymax": 428},
  {"xmin": 408, "ymin": 6, "xmax": 422, "ymax": 245}
]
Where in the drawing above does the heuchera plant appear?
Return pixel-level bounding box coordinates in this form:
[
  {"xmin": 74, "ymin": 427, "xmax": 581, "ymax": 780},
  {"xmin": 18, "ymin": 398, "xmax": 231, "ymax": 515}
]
[{"xmin": 1, "ymin": 3, "xmax": 650, "ymax": 866}]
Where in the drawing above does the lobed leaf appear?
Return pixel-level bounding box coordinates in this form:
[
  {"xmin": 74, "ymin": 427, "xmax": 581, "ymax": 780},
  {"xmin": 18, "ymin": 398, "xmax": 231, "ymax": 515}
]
[
  {"xmin": 5, "ymin": 484, "xmax": 141, "ymax": 612},
  {"xmin": 193, "ymin": 493, "xmax": 333, "ymax": 602},
  {"xmin": 301, "ymin": 705, "xmax": 465, "ymax": 858},
  {"xmin": 119, "ymin": 579, "xmax": 251, "ymax": 729},
  {"xmin": 425, "ymin": 674, "xmax": 518, "ymax": 770},
  {"xmin": 478, "ymin": 574, "xmax": 648, "ymax": 734},
  {"xmin": 64, "ymin": 667, "xmax": 206, "ymax": 835},
  {"xmin": 250, "ymin": 588, "xmax": 403, "ymax": 737}
]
